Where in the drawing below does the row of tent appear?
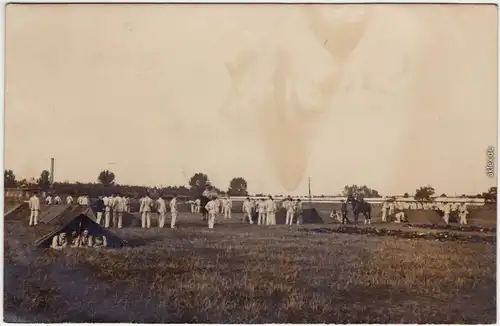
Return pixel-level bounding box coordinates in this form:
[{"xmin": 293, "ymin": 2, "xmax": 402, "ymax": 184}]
[{"xmin": 5, "ymin": 203, "xmax": 125, "ymax": 248}]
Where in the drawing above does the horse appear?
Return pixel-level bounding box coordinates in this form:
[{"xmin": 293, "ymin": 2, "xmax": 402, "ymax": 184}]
[{"xmin": 347, "ymin": 196, "xmax": 372, "ymax": 225}]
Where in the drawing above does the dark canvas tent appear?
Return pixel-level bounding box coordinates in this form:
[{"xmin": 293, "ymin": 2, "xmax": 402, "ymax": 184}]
[
  {"xmin": 4, "ymin": 202, "xmax": 28, "ymax": 220},
  {"xmin": 404, "ymin": 210, "xmax": 445, "ymax": 225},
  {"xmin": 35, "ymin": 213, "xmax": 125, "ymax": 248}
]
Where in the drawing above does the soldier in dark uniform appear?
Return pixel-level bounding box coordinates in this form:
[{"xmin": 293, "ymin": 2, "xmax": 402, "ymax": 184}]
[{"xmin": 340, "ymin": 200, "xmax": 350, "ymax": 224}]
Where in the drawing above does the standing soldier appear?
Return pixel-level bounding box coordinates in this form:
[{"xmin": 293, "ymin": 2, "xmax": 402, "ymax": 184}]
[
  {"xmin": 195, "ymin": 198, "xmax": 201, "ymax": 214},
  {"xmin": 124, "ymin": 195, "xmax": 130, "ymax": 213},
  {"xmin": 340, "ymin": 199, "xmax": 349, "ymax": 224},
  {"xmin": 189, "ymin": 200, "xmax": 196, "ymax": 214},
  {"xmin": 220, "ymin": 197, "xmax": 227, "ymax": 216},
  {"xmin": 111, "ymin": 194, "xmax": 119, "ymax": 226},
  {"xmin": 224, "ymin": 196, "xmax": 233, "ymax": 219},
  {"xmin": 28, "ymin": 192, "xmax": 40, "ymax": 227},
  {"xmin": 169, "ymin": 194, "xmax": 178, "ymax": 229},
  {"xmin": 95, "ymin": 196, "xmax": 105, "ymax": 226},
  {"xmin": 381, "ymin": 200, "xmax": 388, "ymax": 222},
  {"xmin": 459, "ymin": 203, "xmax": 469, "ymax": 225},
  {"xmin": 295, "ymin": 199, "xmax": 303, "ymax": 225},
  {"xmin": 265, "ymin": 196, "xmax": 277, "ymax": 225},
  {"xmin": 156, "ymin": 195, "xmax": 167, "ymax": 228},
  {"xmin": 113, "ymin": 193, "xmax": 124, "ymax": 229},
  {"xmin": 242, "ymin": 197, "xmax": 254, "ymax": 224},
  {"xmin": 140, "ymin": 193, "xmax": 153, "ymax": 228},
  {"xmin": 284, "ymin": 196, "xmax": 295, "ymax": 225},
  {"xmin": 103, "ymin": 194, "xmax": 111, "ymax": 228},
  {"xmin": 388, "ymin": 201, "xmax": 395, "ymax": 217},
  {"xmin": 442, "ymin": 202, "xmax": 451, "ymax": 224},
  {"xmin": 205, "ymin": 197, "xmax": 217, "ymax": 229},
  {"xmin": 257, "ymin": 198, "xmax": 267, "ymax": 225}
]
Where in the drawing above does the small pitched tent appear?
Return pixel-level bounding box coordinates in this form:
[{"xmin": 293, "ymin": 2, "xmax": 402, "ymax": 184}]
[
  {"xmin": 35, "ymin": 213, "xmax": 125, "ymax": 248},
  {"xmin": 4, "ymin": 202, "xmax": 28, "ymax": 220},
  {"xmin": 404, "ymin": 210, "xmax": 445, "ymax": 225}
]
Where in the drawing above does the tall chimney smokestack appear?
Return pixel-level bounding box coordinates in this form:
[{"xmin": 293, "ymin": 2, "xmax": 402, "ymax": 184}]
[{"xmin": 50, "ymin": 158, "xmax": 54, "ymax": 185}]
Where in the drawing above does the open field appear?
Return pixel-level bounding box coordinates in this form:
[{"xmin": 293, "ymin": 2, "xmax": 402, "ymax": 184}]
[{"xmin": 4, "ymin": 207, "xmax": 497, "ymax": 323}]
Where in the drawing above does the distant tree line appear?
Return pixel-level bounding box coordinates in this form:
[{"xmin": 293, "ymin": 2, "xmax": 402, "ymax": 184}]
[
  {"xmin": 4, "ymin": 169, "xmax": 496, "ymax": 203},
  {"xmin": 4, "ymin": 169, "xmax": 249, "ymax": 199}
]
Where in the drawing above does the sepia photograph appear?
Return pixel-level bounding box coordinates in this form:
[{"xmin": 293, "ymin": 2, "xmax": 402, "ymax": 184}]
[{"xmin": 3, "ymin": 2, "xmax": 498, "ymax": 323}]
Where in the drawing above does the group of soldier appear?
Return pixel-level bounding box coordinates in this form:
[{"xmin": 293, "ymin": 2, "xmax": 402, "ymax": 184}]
[
  {"xmin": 381, "ymin": 200, "xmax": 470, "ymax": 225},
  {"xmin": 51, "ymin": 228, "xmax": 107, "ymax": 250},
  {"xmin": 28, "ymin": 190, "xmax": 473, "ymax": 241},
  {"xmin": 238, "ymin": 196, "xmax": 304, "ymax": 226},
  {"xmin": 44, "ymin": 193, "xmax": 91, "ymax": 206}
]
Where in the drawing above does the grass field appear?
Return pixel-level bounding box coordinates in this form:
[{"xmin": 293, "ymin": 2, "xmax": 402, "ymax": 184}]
[{"xmin": 4, "ymin": 206, "xmax": 497, "ymax": 323}]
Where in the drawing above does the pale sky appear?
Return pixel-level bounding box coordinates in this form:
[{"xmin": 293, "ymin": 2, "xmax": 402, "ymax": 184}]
[{"xmin": 5, "ymin": 4, "xmax": 498, "ymax": 196}]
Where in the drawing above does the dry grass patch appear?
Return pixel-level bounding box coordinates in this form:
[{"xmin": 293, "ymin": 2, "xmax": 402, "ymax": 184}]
[{"xmin": 4, "ymin": 221, "xmax": 496, "ymax": 323}]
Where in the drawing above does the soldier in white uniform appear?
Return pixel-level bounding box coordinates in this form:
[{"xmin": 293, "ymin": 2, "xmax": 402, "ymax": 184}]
[
  {"xmin": 442, "ymin": 203, "xmax": 451, "ymax": 224},
  {"xmin": 330, "ymin": 210, "xmax": 343, "ymax": 223},
  {"xmin": 223, "ymin": 196, "xmax": 233, "ymax": 219},
  {"xmin": 257, "ymin": 198, "xmax": 267, "ymax": 225},
  {"xmin": 113, "ymin": 194, "xmax": 124, "ymax": 228},
  {"xmin": 381, "ymin": 201, "xmax": 388, "ymax": 222},
  {"xmin": 102, "ymin": 195, "xmax": 110, "ymax": 228},
  {"xmin": 388, "ymin": 202, "xmax": 395, "ymax": 216},
  {"xmin": 45, "ymin": 194, "xmax": 53, "ymax": 205},
  {"xmin": 140, "ymin": 193, "xmax": 153, "ymax": 228},
  {"xmin": 110, "ymin": 194, "xmax": 119, "ymax": 225},
  {"xmin": 53, "ymin": 194, "xmax": 61, "ymax": 205},
  {"xmin": 284, "ymin": 196, "xmax": 295, "ymax": 225},
  {"xmin": 459, "ymin": 203, "xmax": 469, "ymax": 225},
  {"xmin": 265, "ymin": 196, "xmax": 277, "ymax": 225},
  {"xmin": 169, "ymin": 195, "xmax": 178, "ymax": 229},
  {"xmin": 217, "ymin": 198, "xmax": 224, "ymax": 215},
  {"xmin": 66, "ymin": 195, "xmax": 74, "ymax": 205},
  {"xmin": 195, "ymin": 198, "xmax": 201, "ymax": 214},
  {"xmin": 156, "ymin": 195, "xmax": 167, "ymax": 228},
  {"xmin": 242, "ymin": 197, "xmax": 254, "ymax": 224},
  {"xmin": 205, "ymin": 198, "xmax": 217, "ymax": 229},
  {"xmin": 189, "ymin": 200, "xmax": 195, "ymax": 214},
  {"xmin": 394, "ymin": 211, "xmax": 406, "ymax": 223},
  {"xmin": 124, "ymin": 196, "xmax": 130, "ymax": 213},
  {"xmin": 29, "ymin": 192, "xmax": 40, "ymax": 226},
  {"xmin": 220, "ymin": 197, "xmax": 227, "ymax": 216}
]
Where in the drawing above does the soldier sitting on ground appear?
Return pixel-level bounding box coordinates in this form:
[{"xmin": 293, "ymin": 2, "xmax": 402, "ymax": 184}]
[
  {"xmin": 77, "ymin": 229, "xmax": 93, "ymax": 247},
  {"xmin": 51, "ymin": 232, "xmax": 68, "ymax": 249},
  {"xmin": 70, "ymin": 231, "xmax": 80, "ymax": 247},
  {"xmin": 330, "ymin": 209, "xmax": 343, "ymax": 223},
  {"xmin": 93, "ymin": 235, "xmax": 108, "ymax": 248}
]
